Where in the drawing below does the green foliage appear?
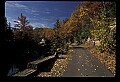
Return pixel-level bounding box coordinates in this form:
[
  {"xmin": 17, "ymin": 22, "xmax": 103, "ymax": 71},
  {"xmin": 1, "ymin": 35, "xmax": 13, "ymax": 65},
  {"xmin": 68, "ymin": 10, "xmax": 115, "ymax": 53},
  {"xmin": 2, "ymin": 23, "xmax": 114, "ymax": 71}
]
[
  {"xmin": 32, "ymin": 28, "xmax": 42, "ymax": 43},
  {"xmin": 6, "ymin": 1, "xmax": 116, "ymax": 69},
  {"xmin": 86, "ymin": 1, "xmax": 116, "ymax": 54},
  {"xmin": 104, "ymin": 2, "xmax": 116, "ymax": 18},
  {"xmin": 64, "ymin": 1, "xmax": 116, "ymax": 54},
  {"xmin": 51, "ymin": 19, "xmax": 71, "ymax": 53},
  {"xmin": 44, "ymin": 39, "xmax": 57, "ymax": 55},
  {"xmin": 54, "ymin": 19, "xmax": 62, "ymax": 29}
]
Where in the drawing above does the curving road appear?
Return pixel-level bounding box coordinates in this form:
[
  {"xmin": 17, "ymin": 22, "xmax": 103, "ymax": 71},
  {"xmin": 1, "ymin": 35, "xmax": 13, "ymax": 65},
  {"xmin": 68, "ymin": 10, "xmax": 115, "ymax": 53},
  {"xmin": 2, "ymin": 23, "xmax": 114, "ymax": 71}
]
[{"xmin": 62, "ymin": 46, "xmax": 114, "ymax": 77}]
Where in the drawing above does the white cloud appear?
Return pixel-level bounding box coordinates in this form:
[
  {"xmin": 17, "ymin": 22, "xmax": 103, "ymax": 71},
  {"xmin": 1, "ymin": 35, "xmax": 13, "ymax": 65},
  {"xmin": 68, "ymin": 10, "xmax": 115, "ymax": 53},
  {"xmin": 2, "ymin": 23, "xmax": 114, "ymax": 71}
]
[
  {"xmin": 52, "ymin": 22, "xmax": 55, "ymax": 25},
  {"xmin": 5, "ymin": 1, "xmax": 27, "ymax": 8},
  {"xmin": 6, "ymin": 17, "xmax": 16, "ymax": 27},
  {"xmin": 31, "ymin": 22, "xmax": 47, "ymax": 28},
  {"xmin": 13, "ymin": 1, "xmax": 24, "ymax": 3},
  {"xmin": 14, "ymin": 3, "xmax": 27, "ymax": 8},
  {"xmin": 40, "ymin": 17, "xmax": 50, "ymax": 21},
  {"xmin": 5, "ymin": 2, "xmax": 14, "ymax": 7},
  {"xmin": 34, "ymin": 13, "xmax": 39, "ymax": 16},
  {"xmin": 5, "ymin": 2, "xmax": 10, "ymax": 7},
  {"xmin": 5, "ymin": 1, "xmax": 53, "ymax": 28},
  {"xmin": 41, "ymin": 24, "xmax": 46, "ymax": 27},
  {"xmin": 5, "ymin": 1, "xmax": 39, "ymax": 16},
  {"xmin": 31, "ymin": 10, "xmax": 39, "ymax": 13},
  {"xmin": 45, "ymin": 11, "xmax": 51, "ymax": 14}
]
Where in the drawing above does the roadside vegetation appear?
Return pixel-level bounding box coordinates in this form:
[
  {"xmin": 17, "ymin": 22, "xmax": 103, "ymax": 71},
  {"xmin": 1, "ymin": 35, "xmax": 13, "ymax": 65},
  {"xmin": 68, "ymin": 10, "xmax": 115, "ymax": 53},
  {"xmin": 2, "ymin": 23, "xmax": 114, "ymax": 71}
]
[{"xmin": 4, "ymin": 1, "xmax": 116, "ymax": 76}]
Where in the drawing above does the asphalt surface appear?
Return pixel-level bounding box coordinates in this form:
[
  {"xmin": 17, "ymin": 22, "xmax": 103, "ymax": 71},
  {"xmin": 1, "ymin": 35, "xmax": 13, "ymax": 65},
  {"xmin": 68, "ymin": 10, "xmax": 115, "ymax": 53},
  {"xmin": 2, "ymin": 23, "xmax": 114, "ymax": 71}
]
[{"xmin": 62, "ymin": 46, "xmax": 114, "ymax": 77}]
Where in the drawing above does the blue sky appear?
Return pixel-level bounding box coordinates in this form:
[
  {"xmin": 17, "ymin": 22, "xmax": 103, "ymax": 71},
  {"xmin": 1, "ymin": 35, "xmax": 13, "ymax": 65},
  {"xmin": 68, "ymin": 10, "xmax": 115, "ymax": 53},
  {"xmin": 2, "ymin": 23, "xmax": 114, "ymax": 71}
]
[{"xmin": 5, "ymin": 1, "xmax": 80, "ymax": 28}]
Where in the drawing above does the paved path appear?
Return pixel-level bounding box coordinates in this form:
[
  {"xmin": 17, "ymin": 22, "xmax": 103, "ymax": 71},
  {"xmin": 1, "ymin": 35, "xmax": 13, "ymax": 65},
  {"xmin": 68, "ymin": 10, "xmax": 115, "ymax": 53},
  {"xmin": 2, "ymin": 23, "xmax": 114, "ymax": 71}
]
[{"xmin": 62, "ymin": 46, "xmax": 114, "ymax": 77}]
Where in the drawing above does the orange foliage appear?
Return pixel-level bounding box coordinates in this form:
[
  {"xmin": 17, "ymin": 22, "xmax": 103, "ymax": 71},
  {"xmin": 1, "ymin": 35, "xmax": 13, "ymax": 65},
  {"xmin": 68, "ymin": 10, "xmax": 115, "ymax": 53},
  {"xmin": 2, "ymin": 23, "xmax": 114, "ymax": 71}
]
[{"xmin": 37, "ymin": 28, "xmax": 55, "ymax": 40}]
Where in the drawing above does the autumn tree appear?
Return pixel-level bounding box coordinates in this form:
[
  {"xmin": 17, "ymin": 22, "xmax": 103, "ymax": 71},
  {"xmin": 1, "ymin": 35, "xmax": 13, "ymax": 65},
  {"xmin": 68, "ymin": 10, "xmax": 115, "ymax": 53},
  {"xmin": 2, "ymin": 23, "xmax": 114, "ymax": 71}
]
[
  {"xmin": 33, "ymin": 28, "xmax": 42, "ymax": 43},
  {"xmin": 64, "ymin": 5, "xmax": 92, "ymax": 44},
  {"xmin": 97, "ymin": 2, "xmax": 116, "ymax": 54},
  {"xmin": 54, "ymin": 20, "xmax": 62, "ymax": 29},
  {"xmin": 14, "ymin": 13, "xmax": 33, "ymax": 41},
  {"xmin": 82, "ymin": 1, "xmax": 116, "ymax": 54},
  {"xmin": 11, "ymin": 13, "xmax": 40, "ymax": 69},
  {"xmin": 50, "ymin": 19, "xmax": 69, "ymax": 54},
  {"xmin": 53, "ymin": 20, "xmax": 63, "ymax": 48},
  {"xmin": 14, "ymin": 13, "xmax": 30, "ymax": 29},
  {"xmin": 63, "ymin": 18, "xmax": 69, "ymax": 24},
  {"xmin": 61, "ymin": 1, "xmax": 116, "ymax": 54}
]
